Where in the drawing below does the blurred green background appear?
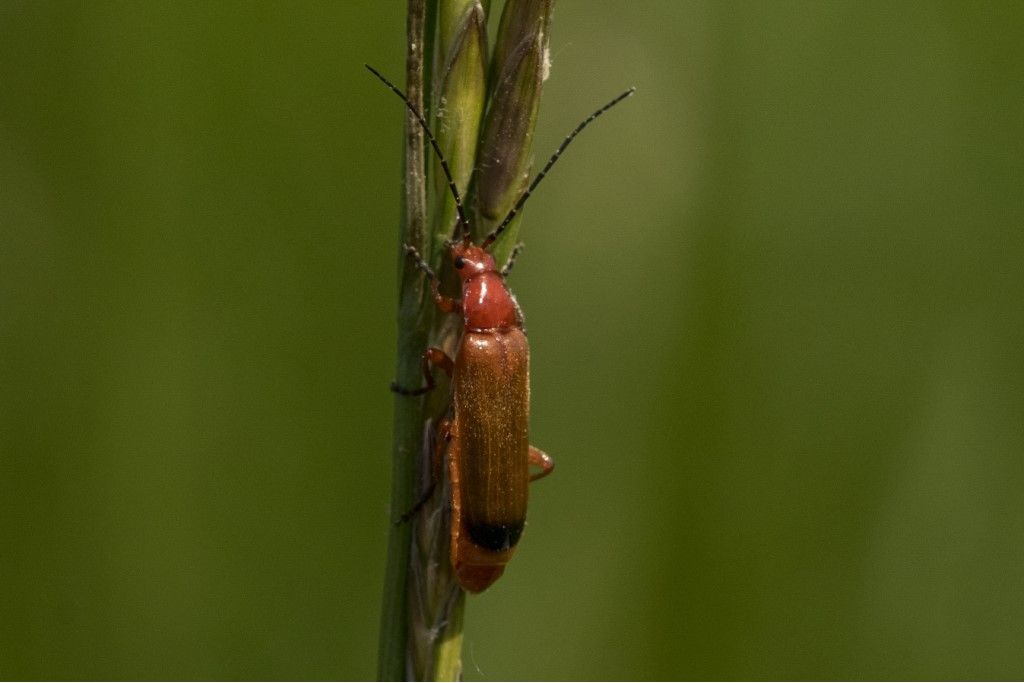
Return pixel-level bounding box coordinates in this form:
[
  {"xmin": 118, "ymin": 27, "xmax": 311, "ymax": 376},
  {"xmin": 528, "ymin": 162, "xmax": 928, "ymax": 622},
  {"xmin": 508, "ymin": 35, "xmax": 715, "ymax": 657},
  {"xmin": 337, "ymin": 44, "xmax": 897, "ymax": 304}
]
[{"xmin": 2, "ymin": 2, "xmax": 1023, "ymax": 679}]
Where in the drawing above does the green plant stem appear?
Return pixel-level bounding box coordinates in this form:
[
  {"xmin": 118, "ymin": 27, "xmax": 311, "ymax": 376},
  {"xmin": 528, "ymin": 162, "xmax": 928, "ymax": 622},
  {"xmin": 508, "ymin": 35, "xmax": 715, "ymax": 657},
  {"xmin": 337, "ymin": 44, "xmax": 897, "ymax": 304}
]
[
  {"xmin": 380, "ymin": 1, "xmax": 467, "ymax": 680},
  {"xmin": 378, "ymin": 1, "xmax": 429, "ymax": 679},
  {"xmin": 378, "ymin": 1, "xmax": 553, "ymax": 679}
]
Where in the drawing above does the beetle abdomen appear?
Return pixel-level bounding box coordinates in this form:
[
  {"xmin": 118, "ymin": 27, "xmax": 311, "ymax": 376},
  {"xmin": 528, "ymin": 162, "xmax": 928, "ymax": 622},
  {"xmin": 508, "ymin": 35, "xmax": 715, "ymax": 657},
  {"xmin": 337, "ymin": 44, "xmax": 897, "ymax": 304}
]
[{"xmin": 454, "ymin": 329, "xmax": 530, "ymax": 549}]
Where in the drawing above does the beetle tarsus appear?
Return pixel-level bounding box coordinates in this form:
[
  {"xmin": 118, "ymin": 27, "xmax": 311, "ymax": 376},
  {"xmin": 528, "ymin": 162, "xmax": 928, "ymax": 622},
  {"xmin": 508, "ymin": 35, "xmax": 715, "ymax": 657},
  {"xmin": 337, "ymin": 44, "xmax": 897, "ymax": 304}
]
[
  {"xmin": 390, "ymin": 379, "xmax": 432, "ymax": 396},
  {"xmin": 402, "ymin": 243, "xmax": 436, "ymax": 279}
]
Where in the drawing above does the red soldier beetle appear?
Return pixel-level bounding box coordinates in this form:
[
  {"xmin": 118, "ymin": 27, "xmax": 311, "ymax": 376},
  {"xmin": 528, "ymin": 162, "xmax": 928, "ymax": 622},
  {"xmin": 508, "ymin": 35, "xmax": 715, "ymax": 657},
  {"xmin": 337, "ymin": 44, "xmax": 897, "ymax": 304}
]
[{"xmin": 367, "ymin": 64, "xmax": 633, "ymax": 593}]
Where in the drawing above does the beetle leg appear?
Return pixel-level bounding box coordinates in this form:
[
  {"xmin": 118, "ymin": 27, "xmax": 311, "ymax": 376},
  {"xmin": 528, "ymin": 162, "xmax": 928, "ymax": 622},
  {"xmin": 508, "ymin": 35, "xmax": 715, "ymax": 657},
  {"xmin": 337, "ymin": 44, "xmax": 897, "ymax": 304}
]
[
  {"xmin": 402, "ymin": 243, "xmax": 462, "ymax": 313},
  {"xmin": 390, "ymin": 347, "xmax": 455, "ymax": 396},
  {"xmin": 430, "ymin": 281, "xmax": 461, "ymax": 314},
  {"xmin": 396, "ymin": 418, "xmax": 452, "ymax": 524},
  {"xmin": 500, "ymin": 242, "xmax": 526, "ymax": 278},
  {"xmin": 528, "ymin": 445, "xmax": 555, "ymax": 481}
]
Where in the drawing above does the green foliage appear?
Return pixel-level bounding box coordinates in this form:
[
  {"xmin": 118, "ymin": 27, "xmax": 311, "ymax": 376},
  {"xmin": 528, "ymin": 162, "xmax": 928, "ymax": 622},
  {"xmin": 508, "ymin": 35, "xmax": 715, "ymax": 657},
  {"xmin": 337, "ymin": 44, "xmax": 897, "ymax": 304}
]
[{"xmin": 1, "ymin": 2, "xmax": 1023, "ymax": 680}]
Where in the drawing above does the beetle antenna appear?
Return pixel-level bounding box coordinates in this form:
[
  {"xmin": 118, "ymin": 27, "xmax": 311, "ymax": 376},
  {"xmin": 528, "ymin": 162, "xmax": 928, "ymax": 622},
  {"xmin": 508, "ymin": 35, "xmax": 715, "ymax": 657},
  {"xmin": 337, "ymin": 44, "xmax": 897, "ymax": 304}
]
[
  {"xmin": 366, "ymin": 64, "xmax": 471, "ymax": 239},
  {"xmin": 481, "ymin": 87, "xmax": 636, "ymax": 250}
]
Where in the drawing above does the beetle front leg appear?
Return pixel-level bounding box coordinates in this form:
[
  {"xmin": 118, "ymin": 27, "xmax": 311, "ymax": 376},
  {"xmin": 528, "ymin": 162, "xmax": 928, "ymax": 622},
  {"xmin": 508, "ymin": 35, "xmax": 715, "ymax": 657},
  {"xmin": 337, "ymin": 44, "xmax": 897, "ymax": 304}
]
[
  {"xmin": 528, "ymin": 446, "xmax": 555, "ymax": 482},
  {"xmin": 500, "ymin": 242, "xmax": 525, "ymax": 278},
  {"xmin": 390, "ymin": 347, "xmax": 455, "ymax": 396},
  {"xmin": 402, "ymin": 243, "xmax": 461, "ymax": 314}
]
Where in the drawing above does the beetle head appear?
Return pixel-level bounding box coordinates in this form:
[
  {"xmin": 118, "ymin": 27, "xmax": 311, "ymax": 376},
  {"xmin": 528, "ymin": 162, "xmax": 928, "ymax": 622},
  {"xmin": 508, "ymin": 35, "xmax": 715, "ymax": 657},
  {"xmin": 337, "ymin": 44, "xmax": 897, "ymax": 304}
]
[{"xmin": 450, "ymin": 241, "xmax": 496, "ymax": 280}]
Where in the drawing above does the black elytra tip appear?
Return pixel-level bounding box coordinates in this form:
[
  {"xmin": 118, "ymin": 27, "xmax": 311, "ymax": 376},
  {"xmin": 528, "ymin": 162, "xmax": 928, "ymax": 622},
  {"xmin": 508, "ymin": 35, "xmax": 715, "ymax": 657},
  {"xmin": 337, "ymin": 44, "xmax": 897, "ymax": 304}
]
[{"xmin": 467, "ymin": 521, "xmax": 525, "ymax": 551}]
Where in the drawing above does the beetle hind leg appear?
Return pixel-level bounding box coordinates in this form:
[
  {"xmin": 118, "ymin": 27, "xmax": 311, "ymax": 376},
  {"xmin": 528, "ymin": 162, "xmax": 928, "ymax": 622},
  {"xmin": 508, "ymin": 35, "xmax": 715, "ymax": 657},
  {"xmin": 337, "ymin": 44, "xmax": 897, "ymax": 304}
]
[
  {"xmin": 395, "ymin": 418, "xmax": 452, "ymax": 525},
  {"xmin": 528, "ymin": 446, "xmax": 555, "ymax": 482}
]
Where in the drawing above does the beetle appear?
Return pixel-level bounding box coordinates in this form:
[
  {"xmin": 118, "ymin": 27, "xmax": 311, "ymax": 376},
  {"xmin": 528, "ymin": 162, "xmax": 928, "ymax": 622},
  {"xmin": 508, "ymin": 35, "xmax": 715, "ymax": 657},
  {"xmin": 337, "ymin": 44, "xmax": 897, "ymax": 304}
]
[{"xmin": 367, "ymin": 64, "xmax": 633, "ymax": 592}]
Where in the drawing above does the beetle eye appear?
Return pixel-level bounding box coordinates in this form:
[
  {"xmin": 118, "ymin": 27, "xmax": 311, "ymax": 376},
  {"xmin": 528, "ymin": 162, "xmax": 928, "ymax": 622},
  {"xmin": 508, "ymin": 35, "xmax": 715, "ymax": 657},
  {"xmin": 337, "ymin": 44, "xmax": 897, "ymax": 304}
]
[{"xmin": 454, "ymin": 256, "xmax": 465, "ymax": 269}]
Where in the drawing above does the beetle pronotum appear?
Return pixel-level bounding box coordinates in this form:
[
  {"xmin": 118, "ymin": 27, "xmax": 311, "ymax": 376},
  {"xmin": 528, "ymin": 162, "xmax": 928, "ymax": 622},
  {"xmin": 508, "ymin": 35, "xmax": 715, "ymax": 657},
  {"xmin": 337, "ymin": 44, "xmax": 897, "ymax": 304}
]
[{"xmin": 368, "ymin": 63, "xmax": 633, "ymax": 592}]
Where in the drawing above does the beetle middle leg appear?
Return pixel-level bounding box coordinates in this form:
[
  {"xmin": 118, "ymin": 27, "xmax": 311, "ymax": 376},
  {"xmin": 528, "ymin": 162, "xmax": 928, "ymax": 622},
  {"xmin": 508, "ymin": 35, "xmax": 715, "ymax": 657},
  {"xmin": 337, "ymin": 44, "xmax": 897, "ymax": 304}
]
[
  {"xmin": 390, "ymin": 347, "xmax": 455, "ymax": 396},
  {"xmin": 528, "ymin": 446, "xmax": 555, "ymax": 482}
]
